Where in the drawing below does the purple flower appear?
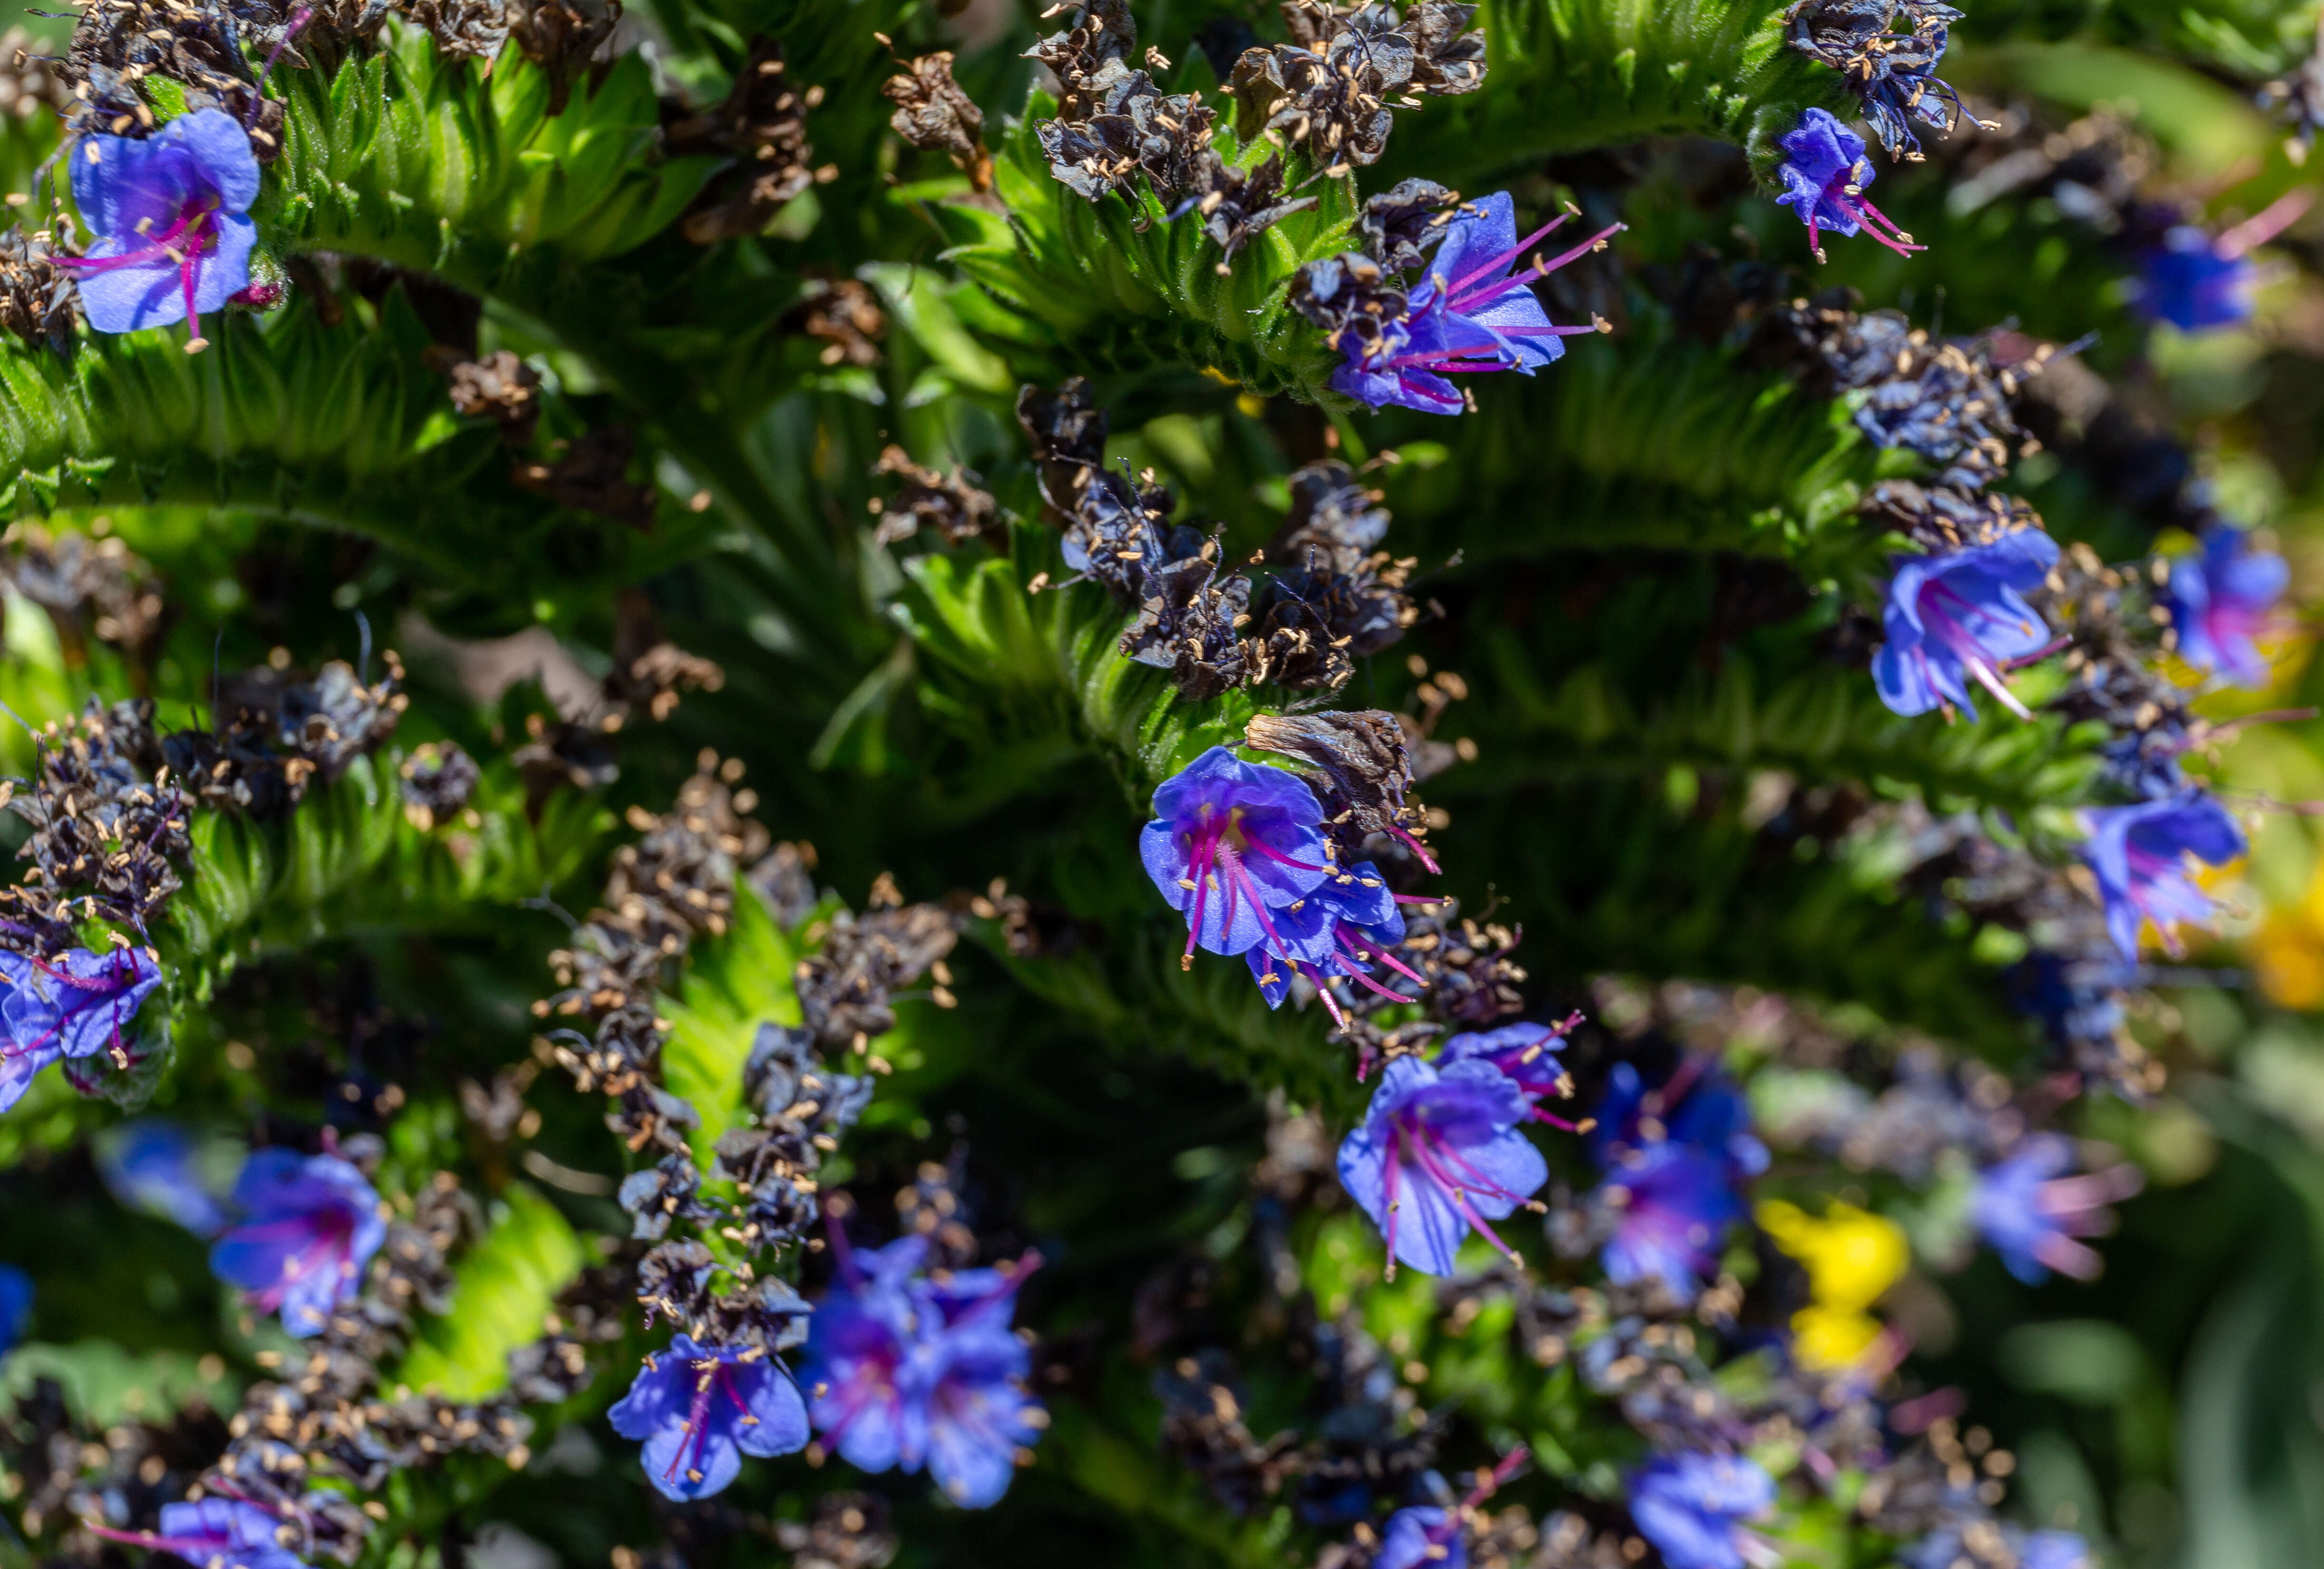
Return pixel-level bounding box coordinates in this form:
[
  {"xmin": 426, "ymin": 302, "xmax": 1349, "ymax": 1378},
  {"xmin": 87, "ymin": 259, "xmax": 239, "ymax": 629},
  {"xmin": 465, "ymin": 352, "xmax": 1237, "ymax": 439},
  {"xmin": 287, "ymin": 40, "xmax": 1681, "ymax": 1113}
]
[
  {"xmin": 1377, "ymin": 1506, "xmax": 1466, "ymax": 1569},
  {"xmin": 608, "ymin": 1332, "xmax": 810, "ymax": 1500},
  {"xmin": 208, "ymin": 1150, "xmax": 386, "ymax": 1337},
  {"xmin": 1141, "ymin": 747, "xmax": 1333, "ymax": 967},
  {"xmin": 99, "ymin": 1119, "xmax": 231, "ymax": 1235},
  {"xmin": 2138, "ymin": 227, "xmax": 2255, "ymax": 330},
  {"xmin": 1971, "ymin": 1133, "xmax": 2143, "ymax": 1284},
  {"xmin": 1328, "ymin": 192, "xmax": 1621, "ymax": 414},
  {"xmin": 58, "ymin": 109, "xmax": 260, "ymax": 347},
  {"xmin": 1626, "ymin": 1452, "xmax": 1775, "ymax": 1569},
  {"xmin": 1244, "ymin": 859, "xmax": 1419, "ymax": 1015},
  {"xmin": 2167, "ymin": 526, "xmax": 2288, "ymax": 687},
  {"xmin": 88, "ymin": 1499, "xmax": 310, "ymax": 1569},
  {"xmin": 1870, "ymin": 530, "xmax": 2061, "ymax": 720},
  {"xmin": 1908, "ymin": 1526, "xmax": 2089, "ymax": 1569},
  {"xmin": 1774, "ymin": 109, "xmax": 1923, "ymax": 262},
  {"xmin": 800, "ymin": 1232, "xmax": 1045, "ymax": 1508},
  {"xmin": 1598, "ymin": 1143, "xmax": 1745, "ymax": 1300},
  {"xmin": 1437, "ymin": 1016, "xmax": 1583, "ymax": 1125},
  {"xmin": 1335, "ymin": 1055, "xmax": 1549, "ymax": 1277},
  {"xmin": 2081, "ymin": 789, "xmax": 2245, "ymax": 961},
  {"xmin": 0, "ymin": 1263, "xmax": 28, "ymax": 1358},
  {"xmin": 1588, "ymin": 1060, "xmax": 1764, "ymax": 1302},
  {"xmin": 0, "ymin": 945, "xmax": 164, "ymax": 1113},
  {"xmin": 2135, "ymin": 191, "xmax": 2311, "ymax": 332},
  {"xmin": 803, "ymin": 1236, "xmax": 928, "ymax": 1476}
]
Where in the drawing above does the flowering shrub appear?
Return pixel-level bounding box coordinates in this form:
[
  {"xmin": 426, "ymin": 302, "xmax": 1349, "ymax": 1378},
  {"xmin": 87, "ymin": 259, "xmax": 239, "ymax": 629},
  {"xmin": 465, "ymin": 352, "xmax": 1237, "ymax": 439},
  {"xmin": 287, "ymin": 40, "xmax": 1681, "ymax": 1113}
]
[{"xmin": 0, "ymin": 0, "xmax": 2319, "ymax": 1565}]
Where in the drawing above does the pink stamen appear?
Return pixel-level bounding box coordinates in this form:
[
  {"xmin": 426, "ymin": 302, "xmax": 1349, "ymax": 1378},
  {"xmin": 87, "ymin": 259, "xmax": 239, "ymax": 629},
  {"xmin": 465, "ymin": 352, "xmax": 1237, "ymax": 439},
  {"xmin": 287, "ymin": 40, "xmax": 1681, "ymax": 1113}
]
[
  {"xmin": 2217, "ymin": 187, "xmax": 2314, "ymax": 259},
  {"xmin": 1444, "ymin": 212, "xmax": 1575, "ymax": 297},
  {"xmin": 1448, "ymin": 224, "xmax": 1625, "ymax": 313}
]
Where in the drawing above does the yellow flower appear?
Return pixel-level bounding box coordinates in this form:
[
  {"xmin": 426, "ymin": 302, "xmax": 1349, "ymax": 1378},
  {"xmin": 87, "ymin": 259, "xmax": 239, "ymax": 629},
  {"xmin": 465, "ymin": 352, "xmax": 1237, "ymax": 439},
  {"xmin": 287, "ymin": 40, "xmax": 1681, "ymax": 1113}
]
[{"xmin": 1756, "ymin": 1199, "xmax": 1910, "ymax": 1372}]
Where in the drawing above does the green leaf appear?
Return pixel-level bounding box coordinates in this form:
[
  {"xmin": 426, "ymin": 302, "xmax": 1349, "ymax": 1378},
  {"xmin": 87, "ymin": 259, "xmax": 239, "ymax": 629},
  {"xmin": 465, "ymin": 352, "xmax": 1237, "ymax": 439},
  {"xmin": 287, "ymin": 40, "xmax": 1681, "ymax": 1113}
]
[{"xmin": 394, "ymin": 1184, "xmax": 590, "ymax": 1401}]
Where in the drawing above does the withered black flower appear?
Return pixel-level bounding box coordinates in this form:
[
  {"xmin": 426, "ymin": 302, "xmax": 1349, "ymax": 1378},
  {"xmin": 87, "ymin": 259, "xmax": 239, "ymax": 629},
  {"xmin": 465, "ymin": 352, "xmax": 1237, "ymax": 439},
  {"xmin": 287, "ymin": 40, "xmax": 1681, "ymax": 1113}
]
[
  {"xmin": 1121, "ymin": 548, "xmax": 1253, "ymax": 699},
  {"xmin": 882, "ymin": 50, "xmax": 990, "ymax": 187},
  {"xmin": 1018, "ymin": 377, "xmax": 1111, "ymax": 518},
  {"xmin": 872, "ymin": 444, "xmax": 999, "ymax": 546},
  {"xmin": 445, "ymin": 349, "xmax": 540, "ymax": 444},
  {"xmin": 1355, "ymin": 178, "xmax": 1461, "ymax": 270},
  {"xmin": 0, "ymin": 228, "xmax": 79, "ymax": 353},
  {"xmin": 397, "ymin": 0, "xmax": 505, "ymax": 59},
  {"xmin": 505, "ymin": 0, "xmax": 620, "ymax": 115},
  {"xmin": 1184, "ymin": 152, "xmax": 1317, "ymax": 268},
  {"xmin": 1026, "ymin": 0, "xmax": 1137, "ymax": 121},
  {"xmin": 795, "ymin": 898, "xmax": 959, "ymax": 1050},
  {"xmin": 514, "ymin": 427, "xmax": 659, "ymax": 529},
  {"xmin": 1244, "ymin": 708, "xmax": 1425, "ymax": 857},
  {"xmin": 670, "ymin": 38, "xmax": 835, "ymax": 244},
  {"xmin": 774, "ymin": 1490, "xmax": 900, "ymax": 1569}
]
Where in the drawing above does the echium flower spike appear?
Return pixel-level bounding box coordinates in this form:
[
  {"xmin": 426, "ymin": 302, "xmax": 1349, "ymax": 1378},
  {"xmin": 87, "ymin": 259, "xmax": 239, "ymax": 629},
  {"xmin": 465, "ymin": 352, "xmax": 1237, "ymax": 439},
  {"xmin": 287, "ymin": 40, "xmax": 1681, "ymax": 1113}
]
[
  {"xmin": 2166, "ymin": 525, "xmax": 2290, "ymax": 687},
  {"xmin": 1335, "ymin": 1055, "xmax": 1550, "ymax": 1278},
  {"xmin": 1775, "ymin": 108, "xmax": 1923, "ymax": 262},
  {"xmin": 609, "ymin": 1334, "xmax": 810, "ymax": 1501},
  {"xmin": 1871, "ymin": 530, "xmax": 2063, "ymax": 721},
  {"xmin": 56, "ymin": 109, "xmax": 261, "ymax": 351},
  {"xmin": 1140, "ymin": 747, "xmax": 1334, "ymax": 970},
  {"xmin": 2080, "ymin": 790, "xmax": 2246, "ymax": 962}
]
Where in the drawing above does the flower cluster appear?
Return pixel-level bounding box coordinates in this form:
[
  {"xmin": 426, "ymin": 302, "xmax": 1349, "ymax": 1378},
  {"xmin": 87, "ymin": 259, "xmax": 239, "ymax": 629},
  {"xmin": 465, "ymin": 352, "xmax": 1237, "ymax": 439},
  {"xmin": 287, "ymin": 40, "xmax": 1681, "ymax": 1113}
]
[
  {"xmin": 1017, "ymin": 381, "xmax": 1420, "ymax": 695},
  {"xmin": 1027, "ymin": 0, "xmax": 1318, "ymax": 266},
  {"xmin": 799, "ymin": 1188, "xmax": 1046, "ymax": 1509},
  {"xmin": 1781, "ymin": 0, "xmax": 1970, "ymax": 160},
  {"xmin": 1291, "ymin": 185, "xmax": 1619, "ymax": 412}
]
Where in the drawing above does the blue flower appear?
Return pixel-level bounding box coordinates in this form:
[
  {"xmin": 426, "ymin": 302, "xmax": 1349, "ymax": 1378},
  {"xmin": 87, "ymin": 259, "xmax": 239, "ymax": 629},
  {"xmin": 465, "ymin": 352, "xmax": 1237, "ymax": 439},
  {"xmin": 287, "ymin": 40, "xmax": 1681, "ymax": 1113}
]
[
  {"xmin": 208, "ymin": 1150, "xmax": 387, "ymax": 1337},
  {"xmin": 1141, "ymin": 747, "xmax": 1334, "ymax": 966},
  {"xmin": 1305, "ymin": 192, "xmax": 1621, "ymax": 414},
  {"xmin": 1437, "ymin": 1016, "xmax": 1584, "ymax": 1125},
  {"xmin": 0, "ymin": 1263, "xmax": 29, "ymax": 1358},
  {"xmin": 1599, "ymin": 1143, "xmax": 1746, "ymax": 1300},
  {"xmin": 89, "ymin": 1499, "xmax": 311, "ymax": 1569},
  {"xmin": 99, "ymin": 1119, "xmax": 232, "ymax": 1235},
  {"xmin": 800, "ymin": 1233, "xmax": 1045, "ymax": 1508},
  {"xmin": 1773, "ymin": 109, "xmax": 1922, "ymax": 262},
  {"xmin": 2166, "ymin": 525, "xmax": 2289, "ymax": 688},
  {"xmin": 1588, "ymin": 1060, "xmax": 1764, "ymax": 1302},
  {"xmin": 1591, "ymin": 1060, "xmax": 1769, "ymax": 1177},
  {"xmin": 1625, "ymin": 1452, "xmax": 1775, "ymax": 1569},
  {"xmin": 1336, "ymin": 1054, "xmax": 1549, "ymax": 1278},
  {"xmin": 2138, "ymin": 227, "xmax": 2255, "ymax": 331},
  {"xmin": 608, "ymin": 1332, "xmax": 811, "ymax": 1500},
  {"xmin": 1870, "ymin": 531, "xmax": 2061, "ymax": 720},
  {"xmin": 1908, "ymin": 1526, "xmax": 2089, "ymax": 1569},
  {"xmin": 2081, "ymin": 790, "xmax": 2245, "ymax": 962},
  {"xmin": 0, "ymin": 945, "xmax": 165, "ymax": 1113},
  {"xmin": 1971, "ymin": 1133, "xmax": 2143, "ymax": 1284},
  {"xmin": 1377, "ymin": 1506, "xmax": 1466, "ymax": 1569},
  {"xmin": 1244, "ymin": 859, "xmax": 1415, "ymax": 1013},
  {"xmin": 58, "ymin": 109, "xmax": 261, "ymax": 347}
]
